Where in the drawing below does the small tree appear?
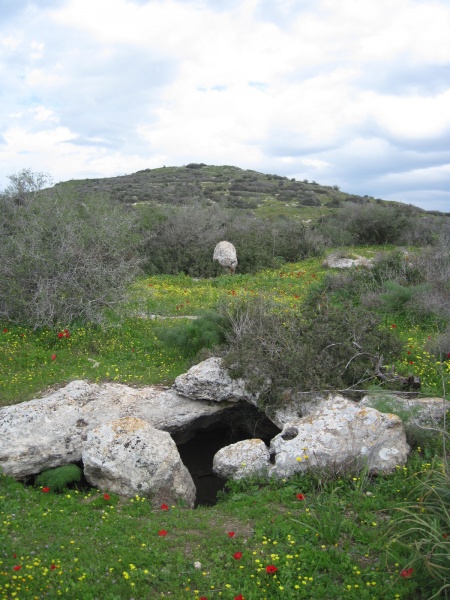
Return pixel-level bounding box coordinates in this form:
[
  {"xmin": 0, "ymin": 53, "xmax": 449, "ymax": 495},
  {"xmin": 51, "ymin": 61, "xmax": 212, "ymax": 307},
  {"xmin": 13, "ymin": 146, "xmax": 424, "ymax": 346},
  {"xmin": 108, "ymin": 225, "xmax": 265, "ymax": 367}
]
[{"xmin": 0, "ymin": 170, "xmax": 141, "ymax": 327}]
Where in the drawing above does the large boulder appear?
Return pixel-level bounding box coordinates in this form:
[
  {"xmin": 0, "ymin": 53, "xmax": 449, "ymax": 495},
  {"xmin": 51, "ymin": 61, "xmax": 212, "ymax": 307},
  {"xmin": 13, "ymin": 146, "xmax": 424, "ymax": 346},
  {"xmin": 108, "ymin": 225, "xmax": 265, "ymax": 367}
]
[
  {"xmin": 213, "ymin": 241, "xmax": 238, "ymax": 274},
  {"xmin": 173, "ymin": 357, "xmax": 259, "ymax": 406},
  {"xmin": 213, "ymin": 439, "xmax": 270, "ymax": 481},
  {"xmin": 82, "ymin": 417, "xmax": 196, "ymax": 507},
  {"xmin": 270, "ymin": 396, "xmax": 409, "ymax": 478},
  {"xmin": 0, "ymin": 380, "xmax": 232, "ymax": 478}
]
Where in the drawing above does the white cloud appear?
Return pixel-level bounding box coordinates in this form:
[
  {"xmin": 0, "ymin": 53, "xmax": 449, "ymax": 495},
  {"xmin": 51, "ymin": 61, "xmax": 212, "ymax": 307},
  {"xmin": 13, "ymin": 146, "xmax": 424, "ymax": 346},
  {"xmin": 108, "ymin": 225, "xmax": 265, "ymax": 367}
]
[{"xmin": 0, "ymin": 0, "xmax": 449, "ymax": 211}]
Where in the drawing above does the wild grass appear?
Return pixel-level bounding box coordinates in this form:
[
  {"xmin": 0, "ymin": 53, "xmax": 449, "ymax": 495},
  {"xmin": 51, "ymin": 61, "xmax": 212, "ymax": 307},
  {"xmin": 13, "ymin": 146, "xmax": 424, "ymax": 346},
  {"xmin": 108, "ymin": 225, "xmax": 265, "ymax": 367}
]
[
  {"xmin": 0, "ymin": 452, "xmax": 443, "ymax": 600},
  {"xmin": 1, "ymin": 248, "xmax": 449, "ymax": 599}
]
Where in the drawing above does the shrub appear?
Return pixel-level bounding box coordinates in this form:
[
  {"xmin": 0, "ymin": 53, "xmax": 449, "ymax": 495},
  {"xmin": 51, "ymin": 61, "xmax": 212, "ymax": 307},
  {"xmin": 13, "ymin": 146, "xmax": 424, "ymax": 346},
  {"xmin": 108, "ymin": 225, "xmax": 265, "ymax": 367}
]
[
  {"xmin": 35, "ymin": 464, "xmax": 82, "ymax": 492},
  {"xmin": 0, "ymin": 170, "xmax": 142, "ymax": 327},
  {"xmin": 154, "ymin": 310, "xmax": 228, "ymax": 357},
  {"xmin": 222, "ymin": 296, "xmax": 403, "ymax": 408}
]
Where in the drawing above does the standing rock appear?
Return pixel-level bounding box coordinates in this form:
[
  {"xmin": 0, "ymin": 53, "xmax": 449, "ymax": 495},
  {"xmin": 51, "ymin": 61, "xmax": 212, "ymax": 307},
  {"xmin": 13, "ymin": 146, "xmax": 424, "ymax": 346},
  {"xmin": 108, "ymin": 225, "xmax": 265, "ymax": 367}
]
[
  {"xmin": 270, "ymin": 396, "xmax": 409, "ymax": 478},
  {"xmin": 213, "ymin": 241, "xmax": 238, "ymax": 274},
  {"xmin": 82, "ymin": 417, "xmax": 196, "ymax": 507},
  {"xmin": 213, "ymin": 439, "xmax": 270, "ymax": 480}
]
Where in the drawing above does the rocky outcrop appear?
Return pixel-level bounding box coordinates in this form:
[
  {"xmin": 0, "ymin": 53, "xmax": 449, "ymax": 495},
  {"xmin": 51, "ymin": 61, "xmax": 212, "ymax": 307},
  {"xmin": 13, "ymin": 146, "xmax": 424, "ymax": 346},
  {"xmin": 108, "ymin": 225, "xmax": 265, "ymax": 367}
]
[
  {"xmin": 359, "ymin": 394, "xmax": 449, "ymax": 427},
  {"xmin": 213, "ymin": 439, "xmax": 270, "ymax": 481},
  {"xmin": 0, "ymin": 379, "xmax": 232, "ymax": 478},
  {"xmin": 173, "ymin": 357, "xmax": 259, "ymax": 406},
  {"xmin": 269, "ymin": 396, "xmax": 409, "ymax": 478},
  {"xmin": 213, "ymin": 241, "xmax": 238, "ymax": 274},
  {"xmin": 82, "ymin": 417, "xmax": 196, "ymax": 507}
]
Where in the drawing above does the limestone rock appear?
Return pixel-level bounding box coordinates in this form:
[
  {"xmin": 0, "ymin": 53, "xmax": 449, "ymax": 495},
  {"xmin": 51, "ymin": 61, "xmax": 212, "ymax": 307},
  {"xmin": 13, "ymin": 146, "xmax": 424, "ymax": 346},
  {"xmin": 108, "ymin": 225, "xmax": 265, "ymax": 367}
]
[
  {"xmin": 173, "ymin": 357, "xmax": 259, "ymax": 405},
  {"xmin": 213, "ymin": 439, "xmax": 270, "ymax": 480},
  {"xmin": 270, "ymin": 396, "xmax": 409, "ymax": 478},
  {"xmin": 359, "ymin": 394, "xmax": 449, "ymax": 427},
  {"xmin": 82, "ymin": 417, "xmax": 196, "ymax": 507},
  {"xmin": 0, "ymin": 380, "xmax": 231, "ymax": 478},
  {"xmin": 213, "ymin": 241, "xmax": 238, "ymax": 273},
  {"xmin": 322, "ymin": 254, "xmax": 372, "ymax": 269}
]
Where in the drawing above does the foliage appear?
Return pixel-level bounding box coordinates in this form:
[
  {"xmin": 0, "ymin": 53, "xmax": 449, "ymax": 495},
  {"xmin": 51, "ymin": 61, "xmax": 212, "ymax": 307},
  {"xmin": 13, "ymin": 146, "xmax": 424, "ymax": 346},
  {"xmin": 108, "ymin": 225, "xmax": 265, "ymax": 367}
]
[
  {"xmin": 0, "ymin": 170, "xmax": 141, "ymax": 328},
  {"xmin": 388, "ymin": 457, "xmax": 450, "ymax": 599},
  {"xmin": 222, "ymin": 295, "xmax": 403, "ymax": 406},
  {"xmin": 379, "ymin": 281, "xmax": 430, "ymax": 316},
  {"xmin": 154, "ymin": 310, "xmax": 228, "ymax": 358},
  {"xmin": 0, "ymin": 452, "xmax": 441, "ymax": 599},
  {"xmin": 34, "ymin": 464, "xmax": 82, "ymax": 492}
]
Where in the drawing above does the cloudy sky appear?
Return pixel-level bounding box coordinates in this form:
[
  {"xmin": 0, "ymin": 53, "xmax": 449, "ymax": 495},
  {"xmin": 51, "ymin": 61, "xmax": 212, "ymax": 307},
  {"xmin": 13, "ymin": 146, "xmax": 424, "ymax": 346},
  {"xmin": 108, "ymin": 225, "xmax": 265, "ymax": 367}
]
[{"xmin": 1, "ymin": 0, "xmax": 449, "ymax": 211}]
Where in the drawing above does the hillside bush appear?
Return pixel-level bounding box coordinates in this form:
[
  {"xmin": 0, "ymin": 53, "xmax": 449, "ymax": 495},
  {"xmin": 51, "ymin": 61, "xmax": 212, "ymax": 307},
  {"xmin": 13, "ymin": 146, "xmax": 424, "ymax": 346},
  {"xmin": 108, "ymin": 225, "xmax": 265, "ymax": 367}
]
[
  {"xmin": 0, "ymin": 170, "xmax": 141, "ymax": 327},
  {"xmin": 222, "ymin": 296, "xmax": 402, "ymax": 407}
]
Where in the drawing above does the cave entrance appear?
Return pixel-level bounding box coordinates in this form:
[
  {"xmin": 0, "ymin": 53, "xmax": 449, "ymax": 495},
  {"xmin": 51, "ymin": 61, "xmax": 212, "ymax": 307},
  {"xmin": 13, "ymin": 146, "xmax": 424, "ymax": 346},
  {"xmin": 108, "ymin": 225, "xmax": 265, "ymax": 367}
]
[{"xmin": 175, "ymin": 403, "xmax": 280, "ymax": 507}]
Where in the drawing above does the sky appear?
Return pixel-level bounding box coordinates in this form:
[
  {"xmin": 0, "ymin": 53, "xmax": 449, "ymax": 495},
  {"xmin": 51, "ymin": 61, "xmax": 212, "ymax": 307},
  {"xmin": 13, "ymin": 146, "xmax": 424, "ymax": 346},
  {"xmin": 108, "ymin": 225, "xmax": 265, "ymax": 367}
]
[{"xmin": 1, "ymin": 0, "xmax": 449, "ymax": 211}]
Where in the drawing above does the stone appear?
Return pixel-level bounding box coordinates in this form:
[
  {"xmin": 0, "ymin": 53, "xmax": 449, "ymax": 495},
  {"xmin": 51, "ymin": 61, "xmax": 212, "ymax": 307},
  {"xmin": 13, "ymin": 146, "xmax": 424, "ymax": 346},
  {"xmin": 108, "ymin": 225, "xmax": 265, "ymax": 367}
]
[
  {"xmin": 173, "ymin": 357, "xmax": 259, "ymax": 406},
  {"xmin": 359, "ymin": 394, "xmax": 449, "ymax": 427},
  {"xmin": 213, "ymin": 439, "xmax": 270, "ymax": 480},
  {"xmin": 269, "ymin": 396, "xmax": 409, "ymax": 478},
  {"xmin": 322, "ymin": 254, "xmax": 372, "ymax": 269},
  {"xmin": 82, "ymin": 417, "xmax": 196, "ymax": 507},
  {"xmin": 213, "ymin": 241, "xmax": 238, "ymax": 274},
  {"xmin": 0, "ymin": 380, "xmax": 232, "ymax": 478}
]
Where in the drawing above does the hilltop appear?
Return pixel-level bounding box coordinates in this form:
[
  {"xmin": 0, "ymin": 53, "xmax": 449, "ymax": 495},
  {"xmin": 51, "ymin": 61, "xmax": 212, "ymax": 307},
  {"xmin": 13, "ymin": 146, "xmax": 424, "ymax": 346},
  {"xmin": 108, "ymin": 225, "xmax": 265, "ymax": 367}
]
[{"xmin": 54, "ymin": 163, "xmax": 443, "ymax": 221}]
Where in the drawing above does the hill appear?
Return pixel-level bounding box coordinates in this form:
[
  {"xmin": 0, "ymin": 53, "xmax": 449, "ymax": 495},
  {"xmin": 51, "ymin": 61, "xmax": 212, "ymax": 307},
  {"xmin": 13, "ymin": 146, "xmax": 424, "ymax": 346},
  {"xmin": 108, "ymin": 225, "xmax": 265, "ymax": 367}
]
[{"xmin": 54, "ymin": 163, "xmax": 442, "ymax": 222}]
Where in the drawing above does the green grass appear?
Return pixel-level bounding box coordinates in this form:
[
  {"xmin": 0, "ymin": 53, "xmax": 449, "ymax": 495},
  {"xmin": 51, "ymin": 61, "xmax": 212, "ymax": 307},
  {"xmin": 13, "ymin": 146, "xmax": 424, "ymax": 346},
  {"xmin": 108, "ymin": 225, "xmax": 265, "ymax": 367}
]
[
  {"xmin": 0, "ymin": 452, "xmax": 443, "ymax": 599},
  {"xmin": 1, "ymin": 251, "xmax": 449, "ymax": 598}
]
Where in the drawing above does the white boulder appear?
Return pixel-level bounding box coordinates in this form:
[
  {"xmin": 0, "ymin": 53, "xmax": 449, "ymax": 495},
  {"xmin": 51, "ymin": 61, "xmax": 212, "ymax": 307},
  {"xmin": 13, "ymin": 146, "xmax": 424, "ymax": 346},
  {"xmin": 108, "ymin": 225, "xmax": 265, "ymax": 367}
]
[
  {"xmin": 270, "ymin": 396, "xmax": 409, "ymax": 478},
  {"xmin": 82, "ymin": 417, "xmax": 196, "ymax": 507},
  {"xmin": 173, "ymin": 357, "xmax": 259, "ymax": 405},
  {"xmin": 213, "ymin": 241, "xmax": 238, "ymax": 273},
  {"xmin": 213, "ymin": 439, "xmax": 270, "ymax": 480}
]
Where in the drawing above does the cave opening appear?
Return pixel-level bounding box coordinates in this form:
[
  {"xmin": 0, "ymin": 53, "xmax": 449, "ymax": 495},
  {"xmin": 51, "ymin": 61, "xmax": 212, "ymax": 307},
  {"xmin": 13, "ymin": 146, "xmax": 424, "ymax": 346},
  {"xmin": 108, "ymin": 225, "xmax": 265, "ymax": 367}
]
[{"xmin": 175, "ymin": 403, "xmax": 280, "ymax": 507}]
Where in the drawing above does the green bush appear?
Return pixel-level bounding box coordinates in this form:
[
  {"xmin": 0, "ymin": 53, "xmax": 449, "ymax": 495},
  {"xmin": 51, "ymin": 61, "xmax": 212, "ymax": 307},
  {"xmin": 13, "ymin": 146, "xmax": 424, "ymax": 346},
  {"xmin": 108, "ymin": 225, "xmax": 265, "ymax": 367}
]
[
  {"xmin": 154, "ymin": 310, "xmax": 228, "ymax": 357},
  {"xmin": 35, "ymin": 464, "xmax": 82, "ymax": 492}
]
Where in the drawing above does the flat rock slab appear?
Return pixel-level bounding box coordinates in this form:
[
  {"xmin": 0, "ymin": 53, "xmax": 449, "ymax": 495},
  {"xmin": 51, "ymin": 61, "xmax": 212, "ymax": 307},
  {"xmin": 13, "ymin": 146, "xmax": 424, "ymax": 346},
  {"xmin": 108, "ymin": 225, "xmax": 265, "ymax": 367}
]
[
  {"xmin": 0, "ymin": 380, "xmax": 231, "ymax": 478},
  {"xmin": 359, "ymin": 394, "xmax": 449, "ymax": 427}
]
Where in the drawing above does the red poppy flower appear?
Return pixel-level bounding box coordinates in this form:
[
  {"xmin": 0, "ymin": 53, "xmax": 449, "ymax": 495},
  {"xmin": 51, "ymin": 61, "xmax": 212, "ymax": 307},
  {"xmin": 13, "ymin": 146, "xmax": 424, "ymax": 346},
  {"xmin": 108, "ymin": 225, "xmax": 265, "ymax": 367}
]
[
  {"xmin": 58, "ymin": 332, "xmax": 64, "ymax": 338},
  {"xmin": 233, "ymin": 551, "xmax": 243, "ymax": 560},
  {"xmin": 199, "ymin": 597, "xmax": 208, "ymax": 600},
  {"xmin": 64, "ymin": 329, "xmax": 69, "ymax": 334},
  {"xmin": 50, "ymin": 564, "xmax": 57, "ymax": 570},
  {"xmin": 65, "ymin": 333, "xmax": 70, "ymax": 339},
  {"xmin": 391, "ymin": 324, "xmax": 397, "ymax": 328},
  {"xmin": 13, "ymin": 565, "xmax": 22, "ymax": 571},
  {"xmin": 296, "ymin": 493, "xmax": 306, "ymax": 501},
  {"xmin": 227, "ymin": 531, "xmax": 235, "ymax": 537},
  {"xmin": 42, "ymin": 487, "xmax": 50, "ymax": 493},
  {"xmin": 12, "ymin": 553, "xmax": 17, "ymax": 558},
  {"xmin": 103, "ymin": 493, "xmax": 110, "ymax": 500},
  {"xmin": 3, "ymin": 328, "xmax": 8, "ymax": 333},
  {"xmin": 266, "ymin": 564, "xmax": 278, "ymax": 574},
  {"xmin": 235, "ymin": 595, "xmax": 245, "ymax": 600},
  {"xmin": 51, "ymin": 354, "xmax": 56, "ymax": 361},
  {"xmin": 400, "ymin": 568, "xmax": 414, "ymax": 578},
  {"xmin": 447, "ymin": 353, "xmax": 450, "ymax": 359},
  {"xmin": 407, "ymin": 351, "xmax": 411, "ymax": 355},
  {"xmin": 158, "ymin": 529, "xmax": 168, "ymax": 536},
  {"xmin": 160, "ymin": 503, "xmax": 169, "ymax": 510},
  {"xmin": 409, "ymin": 361, "xmax": 413, "ymax": 365}
]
